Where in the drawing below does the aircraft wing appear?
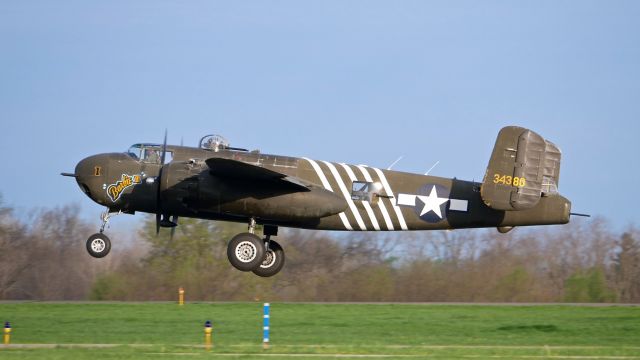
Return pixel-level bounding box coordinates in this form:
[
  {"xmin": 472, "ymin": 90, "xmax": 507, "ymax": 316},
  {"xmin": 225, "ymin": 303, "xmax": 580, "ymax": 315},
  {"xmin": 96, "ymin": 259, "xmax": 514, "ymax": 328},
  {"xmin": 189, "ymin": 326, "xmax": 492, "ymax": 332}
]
[{"xmin": 205, "ymin": 158, "xmax": 311, "ymax": 192}]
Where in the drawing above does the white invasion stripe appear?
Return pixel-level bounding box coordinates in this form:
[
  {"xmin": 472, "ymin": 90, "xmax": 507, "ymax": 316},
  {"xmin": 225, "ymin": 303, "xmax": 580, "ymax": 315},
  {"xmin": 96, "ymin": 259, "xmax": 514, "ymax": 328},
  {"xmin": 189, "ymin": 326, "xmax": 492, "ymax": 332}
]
[
  {"xmin": 337, "ymin": 212, "xmax": 352, "ymax": 230},
  {"xmin": 372, "ymin": 167, "xmax": 408, "ymax": 230},
  {"xmin": 322, "ymin": 161, "xmax": 367, "ymax": 230},
  {"xmin": 264, "ymin": 303, "xmax": 270, "ymax": 306},
  {"xmin": 397, "ymin": 194, "xmax": 416, "ymax": 206},
  {"xmin": 263, "ymin": 338, "xmax": 269, "ymax": 342},
  {"xmin": 340, "ymin": 164, "xmax": 380, "ymax": 231},
  {"xmin": 302, "ymin": 158, "xmax": 334, "ymax": 191},
  {"xmin": 449, "ymin": 199, "xmax": 468, "ymax": 211},
  {"xmin": 356, "ymin": 165, "xmax": 394, "ymax": 231},
  {"xmin": 264, "ymin": 315, "xmax": 270, "ymax": 318},
  {"xmin": 303, "ymin": 158, "xmax": 353, "ymax": 231},
  {"xmin": 263, "ymin": 326, "xmax": 269, "ymax": 330}
]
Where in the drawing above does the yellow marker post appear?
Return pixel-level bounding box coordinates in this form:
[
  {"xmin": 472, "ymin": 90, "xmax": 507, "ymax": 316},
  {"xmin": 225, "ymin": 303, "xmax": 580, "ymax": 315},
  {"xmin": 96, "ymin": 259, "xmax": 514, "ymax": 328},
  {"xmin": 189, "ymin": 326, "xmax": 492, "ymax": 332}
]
[
  {"xmin": 204, "ymin": 320, "xmax": 212, "ymax": 350},
  {"xmin": 178, "ymin": 287, "xmax": 185, "ymax": 306},
  {"xmin": 3, "ymin": 322, "xmax": 11, "ymax": 345}
]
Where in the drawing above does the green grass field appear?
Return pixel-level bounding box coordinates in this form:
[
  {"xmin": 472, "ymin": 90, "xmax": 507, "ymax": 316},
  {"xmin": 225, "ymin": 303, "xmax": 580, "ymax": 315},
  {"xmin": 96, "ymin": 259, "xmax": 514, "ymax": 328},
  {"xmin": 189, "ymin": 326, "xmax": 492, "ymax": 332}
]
[{"xmin": 0, "ymin": 302, "xmax": 639, "ymax": 359}]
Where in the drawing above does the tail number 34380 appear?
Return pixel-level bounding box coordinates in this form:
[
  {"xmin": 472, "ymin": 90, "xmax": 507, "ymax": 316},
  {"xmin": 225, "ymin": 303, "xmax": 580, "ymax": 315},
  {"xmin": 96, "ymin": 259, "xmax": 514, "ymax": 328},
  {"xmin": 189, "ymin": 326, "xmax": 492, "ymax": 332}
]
[{"xmin": 493, "ymin": 174, "xmax": 526, "ymax": 187}]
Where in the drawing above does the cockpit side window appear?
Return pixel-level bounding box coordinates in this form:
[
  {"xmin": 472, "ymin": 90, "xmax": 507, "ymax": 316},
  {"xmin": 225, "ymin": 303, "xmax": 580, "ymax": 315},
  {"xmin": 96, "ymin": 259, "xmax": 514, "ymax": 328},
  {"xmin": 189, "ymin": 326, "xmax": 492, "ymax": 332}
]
[
  {"xmin": 143, "ymin": 148, "xmax": 161, "ymax": 163},
  {"xmin": 142, "ymin": 147, "xmax": 173, "ymax": 164},
  {"xmin": 163, "ymin": 151, "xmax": 173, "ymax": 164}
]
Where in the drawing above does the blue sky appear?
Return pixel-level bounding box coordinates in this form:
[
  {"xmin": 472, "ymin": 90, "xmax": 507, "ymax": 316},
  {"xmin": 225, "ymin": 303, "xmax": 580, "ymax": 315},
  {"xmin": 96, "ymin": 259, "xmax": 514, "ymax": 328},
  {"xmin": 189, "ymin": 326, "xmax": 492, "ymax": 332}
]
[{"xmin": 1, "ymin": 1, "xmax": 638, "ymax": 230}]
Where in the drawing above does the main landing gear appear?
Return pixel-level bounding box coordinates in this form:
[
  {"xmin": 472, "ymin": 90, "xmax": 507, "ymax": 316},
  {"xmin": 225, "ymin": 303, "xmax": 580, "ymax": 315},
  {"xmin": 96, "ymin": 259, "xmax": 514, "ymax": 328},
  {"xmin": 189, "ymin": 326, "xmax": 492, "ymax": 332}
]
[
  {"xmin": 226, "ymin": 220, "xmax": 285, "ymax": 277},
  {"xmin": 85, "ymin": 212, "xmax": 286, "ymax": 276},
  {"xmin": 85, "ymin": 210, "xmax": 117, "ymax": 258}
]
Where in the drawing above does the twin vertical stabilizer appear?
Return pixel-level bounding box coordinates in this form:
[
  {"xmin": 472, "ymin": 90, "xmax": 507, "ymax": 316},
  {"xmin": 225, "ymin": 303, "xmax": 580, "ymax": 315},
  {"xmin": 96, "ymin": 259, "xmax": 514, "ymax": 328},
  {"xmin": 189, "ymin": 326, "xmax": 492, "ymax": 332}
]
[{"xmin": 481, "ymin": 126, "xmax": 561, "ymax": 211}]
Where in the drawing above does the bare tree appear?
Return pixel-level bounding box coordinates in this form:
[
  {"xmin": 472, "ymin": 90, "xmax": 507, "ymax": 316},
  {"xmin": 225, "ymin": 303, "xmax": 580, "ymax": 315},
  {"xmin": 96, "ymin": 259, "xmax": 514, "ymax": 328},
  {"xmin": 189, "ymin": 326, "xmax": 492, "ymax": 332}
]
[
  {"xmin": 612, "ymin": 228, "xmax": 640, "ymax": 302},
  {"xmin": 0, "ymin": 196, "xmax": 29, "ymax": 299}
]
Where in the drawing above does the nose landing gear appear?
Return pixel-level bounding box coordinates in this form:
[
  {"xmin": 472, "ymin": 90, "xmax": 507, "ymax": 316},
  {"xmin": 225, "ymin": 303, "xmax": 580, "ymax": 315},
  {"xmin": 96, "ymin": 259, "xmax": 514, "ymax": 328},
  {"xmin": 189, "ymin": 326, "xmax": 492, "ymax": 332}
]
[
  {"xmin": 86, "ymin": 233, "xmax": 111, "ymax": 258},
  {"xmin": 85, "ymin": 210, "xmax": 118, "ymax": 258},
  {"xmin": 226, "ymin": 222, "xmax": 285, "ymax": 277}
]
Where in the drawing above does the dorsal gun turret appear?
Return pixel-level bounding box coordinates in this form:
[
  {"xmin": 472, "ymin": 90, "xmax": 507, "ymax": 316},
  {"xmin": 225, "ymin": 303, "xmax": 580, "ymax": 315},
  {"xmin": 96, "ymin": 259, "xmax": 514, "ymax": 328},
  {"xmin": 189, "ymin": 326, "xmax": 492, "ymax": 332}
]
[{"xmin": 199, "ymin": 134, "xmax": 230, "ymax": 152}]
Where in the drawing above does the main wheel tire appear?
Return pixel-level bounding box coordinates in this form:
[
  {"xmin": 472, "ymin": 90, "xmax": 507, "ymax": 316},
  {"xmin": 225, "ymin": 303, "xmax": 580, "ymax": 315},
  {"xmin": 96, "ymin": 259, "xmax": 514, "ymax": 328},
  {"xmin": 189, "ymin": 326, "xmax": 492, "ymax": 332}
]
[
  {"xmin": 86, "ymin": 233, "xmax": 111, "ymax": 258},
  {"xmin": 252, "ymin": 240, "xmax": 285, "ymax": 277},
  {"xmin": 227, "ymin": 233, "xmax": 266, "ymax": 271}
]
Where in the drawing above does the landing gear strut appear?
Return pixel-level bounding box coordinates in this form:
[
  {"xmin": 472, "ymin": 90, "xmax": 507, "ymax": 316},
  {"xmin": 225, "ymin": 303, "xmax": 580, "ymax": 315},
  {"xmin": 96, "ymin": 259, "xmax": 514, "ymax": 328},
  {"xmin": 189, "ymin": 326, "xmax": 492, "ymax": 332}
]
[
  {"xmin": 226, "ymin": 222, "xmax": 286, "ymax": 276},
  {"xmin": 86, "ymin": 210, "xmax": 118, "ymax": 258}
]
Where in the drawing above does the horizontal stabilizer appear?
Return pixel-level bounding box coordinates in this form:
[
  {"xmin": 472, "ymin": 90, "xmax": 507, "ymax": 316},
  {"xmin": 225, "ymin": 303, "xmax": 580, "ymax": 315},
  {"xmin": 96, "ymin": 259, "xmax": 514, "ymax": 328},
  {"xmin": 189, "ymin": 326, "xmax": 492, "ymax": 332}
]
[
  {"xmin": 481, "ymin": 126, "xmax": 562, "ymax": 211},
  {"xmin": 205, "ymin": 158, "xmax": 311, "ymax": 192}
]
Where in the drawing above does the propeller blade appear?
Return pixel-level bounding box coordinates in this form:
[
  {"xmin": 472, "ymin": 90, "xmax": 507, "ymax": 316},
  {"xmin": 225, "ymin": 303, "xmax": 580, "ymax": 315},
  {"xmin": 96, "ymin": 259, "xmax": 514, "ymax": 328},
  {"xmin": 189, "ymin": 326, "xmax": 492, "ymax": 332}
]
[
  {"xmin": 156, "ymin": 130, "xmax": 168, "ymax": 236},
  {"xmin": 160, "ymin": 129, "xmax": 167, "ymax": 166}
]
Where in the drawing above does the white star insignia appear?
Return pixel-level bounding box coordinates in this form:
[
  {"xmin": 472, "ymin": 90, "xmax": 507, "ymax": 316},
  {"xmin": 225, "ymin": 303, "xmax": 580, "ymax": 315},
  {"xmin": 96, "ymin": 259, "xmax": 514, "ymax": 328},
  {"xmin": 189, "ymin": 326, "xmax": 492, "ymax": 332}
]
[{"xmin": 416, "ymin": 185, "xmax": 449, "ymax": 219}]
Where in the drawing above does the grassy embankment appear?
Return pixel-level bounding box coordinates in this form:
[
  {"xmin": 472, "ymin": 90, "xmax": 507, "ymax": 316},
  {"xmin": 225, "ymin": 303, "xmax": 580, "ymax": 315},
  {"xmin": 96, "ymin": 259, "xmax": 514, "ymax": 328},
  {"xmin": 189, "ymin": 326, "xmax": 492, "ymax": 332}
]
[{"xmin": 0, "ymin": 302, "xmax": 638, "ymax": 359}]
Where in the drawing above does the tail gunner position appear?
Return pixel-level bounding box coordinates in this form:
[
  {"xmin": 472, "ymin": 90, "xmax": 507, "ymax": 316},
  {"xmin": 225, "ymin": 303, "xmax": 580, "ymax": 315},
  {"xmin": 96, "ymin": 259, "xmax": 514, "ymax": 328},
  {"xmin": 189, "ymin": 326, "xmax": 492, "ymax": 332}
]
[{"xmin": 62, "ymin": 127, "xmax": 583, "ymax": 277}]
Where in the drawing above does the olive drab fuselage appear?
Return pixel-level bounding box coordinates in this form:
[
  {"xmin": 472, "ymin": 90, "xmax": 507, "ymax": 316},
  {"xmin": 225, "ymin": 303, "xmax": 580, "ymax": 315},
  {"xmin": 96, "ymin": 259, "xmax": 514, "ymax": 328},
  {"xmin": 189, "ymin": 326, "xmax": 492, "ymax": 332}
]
[{"xmin": 72, "ymin": 136, "xmax": 571, "ymax": 233}]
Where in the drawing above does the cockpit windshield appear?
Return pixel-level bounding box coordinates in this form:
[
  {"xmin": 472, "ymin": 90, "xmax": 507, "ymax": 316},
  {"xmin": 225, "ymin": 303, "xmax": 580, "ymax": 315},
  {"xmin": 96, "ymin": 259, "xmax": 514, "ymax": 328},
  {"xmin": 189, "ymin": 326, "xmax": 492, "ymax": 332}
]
[
  {"xmin": 127, "ymin": 144, "xmax": 143, "ymax": 160},
  {"xmin": 127, "ymin": 144, "xmax": 171, "ymax": 164}
]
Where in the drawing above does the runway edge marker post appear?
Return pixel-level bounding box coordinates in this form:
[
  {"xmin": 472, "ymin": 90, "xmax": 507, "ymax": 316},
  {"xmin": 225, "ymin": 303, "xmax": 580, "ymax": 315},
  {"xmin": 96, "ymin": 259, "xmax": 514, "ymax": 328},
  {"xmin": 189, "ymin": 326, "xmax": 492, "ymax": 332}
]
[
  {"xmin": 263, "ymin": 303, "xmax": 270, "ymax": 350},
  {"xmin": 204, "ymin": 320, "xmax": 212, "ymax": 350},
  {"xmin": 3, "ymin": 322, "xmax": 10, "ymax": 345}
]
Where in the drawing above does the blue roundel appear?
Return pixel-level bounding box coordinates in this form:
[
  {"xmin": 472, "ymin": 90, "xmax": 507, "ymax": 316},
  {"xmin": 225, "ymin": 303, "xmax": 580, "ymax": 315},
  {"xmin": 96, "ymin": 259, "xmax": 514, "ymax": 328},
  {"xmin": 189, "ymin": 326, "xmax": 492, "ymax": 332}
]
[{"xmin": 414, "ymin": 184, "xmax": 451, "ymax": 223}]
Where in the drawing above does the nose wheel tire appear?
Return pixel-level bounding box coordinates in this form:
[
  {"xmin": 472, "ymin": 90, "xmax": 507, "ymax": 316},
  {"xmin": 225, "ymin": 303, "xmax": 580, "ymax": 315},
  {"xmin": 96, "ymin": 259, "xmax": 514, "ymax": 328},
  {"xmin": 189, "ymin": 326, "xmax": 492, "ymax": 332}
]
[
  {"xmin": 252, "ymin": 240, "xmax": 285, "ymax": 277},
  {"xmin": 86, "ymin": 233, "xmax": 111, "ymax": 258},
  {"xmin": 227, "ymin": 233, "xmax": 266, "ymax": 271}
]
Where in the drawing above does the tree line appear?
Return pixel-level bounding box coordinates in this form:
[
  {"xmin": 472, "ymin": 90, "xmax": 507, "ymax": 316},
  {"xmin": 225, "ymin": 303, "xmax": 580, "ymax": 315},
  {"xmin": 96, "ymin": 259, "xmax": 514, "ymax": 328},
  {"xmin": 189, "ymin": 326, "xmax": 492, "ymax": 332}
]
[{"xmin": 1, "ymin": 195, "xmax": 638, "ymax": 302}]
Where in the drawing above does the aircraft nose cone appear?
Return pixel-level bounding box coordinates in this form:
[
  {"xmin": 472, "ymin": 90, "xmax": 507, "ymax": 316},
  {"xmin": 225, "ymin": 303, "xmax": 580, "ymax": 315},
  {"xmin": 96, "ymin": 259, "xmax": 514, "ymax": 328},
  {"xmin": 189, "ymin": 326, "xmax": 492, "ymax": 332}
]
[
  {"xmin": 75, "ymin": 155, "xmax": 102, "ymax": 178},
  {"xmin": 74, "ymin": 155, "xmax": 106, "ymax": 204}
]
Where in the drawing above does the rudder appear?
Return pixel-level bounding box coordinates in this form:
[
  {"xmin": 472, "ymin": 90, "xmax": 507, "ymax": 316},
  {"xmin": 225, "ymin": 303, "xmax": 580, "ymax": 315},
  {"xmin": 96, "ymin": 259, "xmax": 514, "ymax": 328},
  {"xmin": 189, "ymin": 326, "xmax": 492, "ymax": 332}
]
[{"xmin": 481, "ymin": 126, "xmax": 561, "ymax": 211}]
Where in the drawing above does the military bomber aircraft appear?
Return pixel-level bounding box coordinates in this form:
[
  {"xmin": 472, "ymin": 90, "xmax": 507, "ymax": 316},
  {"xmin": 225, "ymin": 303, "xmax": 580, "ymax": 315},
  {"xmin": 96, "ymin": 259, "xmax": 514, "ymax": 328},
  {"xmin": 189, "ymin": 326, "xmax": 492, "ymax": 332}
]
[{"xmin": 62, "ymin": 126, "xmax": 581, "ymax": 277}]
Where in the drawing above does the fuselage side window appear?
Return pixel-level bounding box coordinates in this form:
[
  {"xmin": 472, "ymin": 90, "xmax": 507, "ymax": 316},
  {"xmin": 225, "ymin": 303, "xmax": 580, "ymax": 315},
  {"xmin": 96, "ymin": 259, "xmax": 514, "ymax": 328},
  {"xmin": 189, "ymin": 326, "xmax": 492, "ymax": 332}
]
[
  {"xmin": 351, "ymin": 181, "xmax": 383, "ymax": 202},
  {"xmin": 351, "ymin": 181, "xmax": 373, "ymax": 201}
]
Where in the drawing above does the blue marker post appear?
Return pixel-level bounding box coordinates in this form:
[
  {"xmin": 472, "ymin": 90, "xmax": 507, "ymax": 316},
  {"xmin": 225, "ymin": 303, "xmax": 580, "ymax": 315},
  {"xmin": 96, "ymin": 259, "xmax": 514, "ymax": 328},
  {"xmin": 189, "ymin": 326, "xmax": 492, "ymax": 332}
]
[{"xmin": 263, "ymin": 303, "xmax": 270, "ymax": 350}]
